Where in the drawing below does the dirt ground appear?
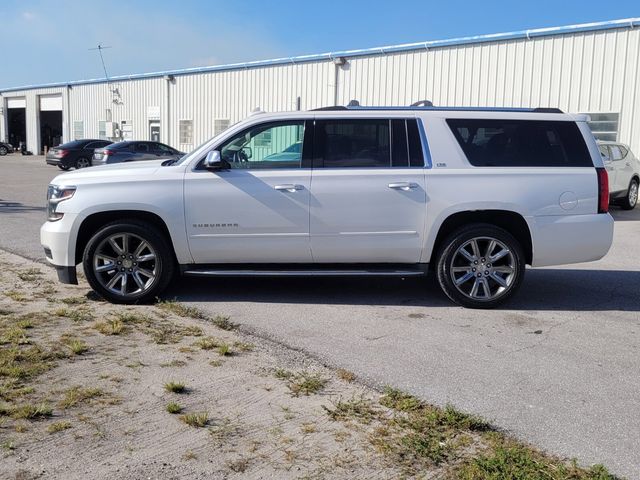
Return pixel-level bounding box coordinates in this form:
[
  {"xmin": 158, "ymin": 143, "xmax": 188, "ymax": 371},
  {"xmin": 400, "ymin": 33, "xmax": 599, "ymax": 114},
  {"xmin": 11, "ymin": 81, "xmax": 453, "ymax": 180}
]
[{"xmin": 0, "ymin": 250, "xmax": 617, "ymax": 480}]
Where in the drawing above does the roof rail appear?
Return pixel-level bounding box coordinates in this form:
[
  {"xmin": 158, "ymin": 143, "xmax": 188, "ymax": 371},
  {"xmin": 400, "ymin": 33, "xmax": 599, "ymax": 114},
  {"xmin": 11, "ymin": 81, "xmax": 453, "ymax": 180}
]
[
  {"xmin": 310, "ymin": 105, "xmax": 564, "ymax": 113},
  {"xmin": 311, "ymin": 106, "xmax": 349, "ymax": 111}
]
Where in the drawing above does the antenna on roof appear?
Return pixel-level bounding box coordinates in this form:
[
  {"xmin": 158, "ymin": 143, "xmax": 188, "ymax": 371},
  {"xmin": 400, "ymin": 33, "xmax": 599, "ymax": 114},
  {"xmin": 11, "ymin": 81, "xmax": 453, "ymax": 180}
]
[
  {"xmin": 90, "ymin": 44, "xmax": 122, "ymax": 105},
  {"xmin": 89, "ymin": 44, "xmax": 113, "ymax": 81}
]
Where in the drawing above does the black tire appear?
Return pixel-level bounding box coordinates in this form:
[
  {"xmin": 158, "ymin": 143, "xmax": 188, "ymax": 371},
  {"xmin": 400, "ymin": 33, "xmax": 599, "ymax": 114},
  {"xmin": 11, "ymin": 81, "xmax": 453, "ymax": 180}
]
[
  {"xmin": 0, "ymin": 146, "xmax": 7, "ymax": 156},
  {"xmin": 75, "ymin": 157, "xmax": 91, "ymax": 169},
  {"xmin": 58, "ymin": 165, "xmax": 71, "ymax": 171},
  {"xmin": 620, "ymin": 178, "xmax": 638, "ymax": 210},
  {"xmin": 83, "ymin": 220, "xmax": 175, "ymax": 304},
  {"xmin": 436, "ymin": 224, "xmax": 526, "ymax": 309}
]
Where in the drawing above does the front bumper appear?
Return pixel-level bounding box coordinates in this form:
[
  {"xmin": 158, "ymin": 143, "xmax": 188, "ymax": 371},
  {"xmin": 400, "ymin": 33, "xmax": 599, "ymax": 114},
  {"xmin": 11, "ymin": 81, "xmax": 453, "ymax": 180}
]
[{"xmin": 40, "ymin": 213, "xmax": 80, "ymax": 284}]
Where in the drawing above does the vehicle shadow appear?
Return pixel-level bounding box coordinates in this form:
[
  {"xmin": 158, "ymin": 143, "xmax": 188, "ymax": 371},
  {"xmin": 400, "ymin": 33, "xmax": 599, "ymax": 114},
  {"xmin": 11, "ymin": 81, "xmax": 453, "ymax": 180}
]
[
  {"xmin": 609, "ymin": 206, "xmax": 640, "ymax": 222},
  {"xmin": 165, "ymin": 267, "xmax": 640, "ymax": 312},
  {"xmin": 0, "ymin": 199, "xmax": 46, "ymax": 213}
]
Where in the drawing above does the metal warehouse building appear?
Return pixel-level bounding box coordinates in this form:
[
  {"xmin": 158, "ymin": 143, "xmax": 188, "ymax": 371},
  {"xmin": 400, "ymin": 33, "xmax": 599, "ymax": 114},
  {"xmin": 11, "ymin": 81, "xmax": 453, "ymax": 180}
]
[{"xmin": 1, "ymin": 18, "xmax": 640, "ymax": 155}]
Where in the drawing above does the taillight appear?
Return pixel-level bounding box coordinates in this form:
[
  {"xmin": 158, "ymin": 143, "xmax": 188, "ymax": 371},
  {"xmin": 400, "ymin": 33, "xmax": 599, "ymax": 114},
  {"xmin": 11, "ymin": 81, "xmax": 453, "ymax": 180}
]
[
  {"xmin": 102, "ymin": 149, "xmax": 113, "ymax": 156},
  {"xmin": 58, "ymin": 149, "xmax": 68, "ymax": 158},
  {"xmin": 596, "ymin": 167, "xmax": 609, "ymax": 214}
]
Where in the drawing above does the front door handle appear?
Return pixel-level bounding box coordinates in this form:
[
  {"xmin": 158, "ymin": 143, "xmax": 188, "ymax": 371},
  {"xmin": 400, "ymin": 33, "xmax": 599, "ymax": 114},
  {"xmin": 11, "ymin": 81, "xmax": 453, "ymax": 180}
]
[
  {"xmin": 388, "ymin": 182, "xmax": 418, "ymax": 191},
  {"xmin": 274, "ymin": 184, "xmax": 304, "ymax": 192}
]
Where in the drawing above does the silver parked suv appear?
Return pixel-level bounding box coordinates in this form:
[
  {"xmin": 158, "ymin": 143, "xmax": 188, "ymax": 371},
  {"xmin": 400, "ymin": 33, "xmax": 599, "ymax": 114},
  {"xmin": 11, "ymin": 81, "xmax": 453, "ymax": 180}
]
[{"xmin": 598, "ymin": 141, "xmax": 639, "ymax": 210}]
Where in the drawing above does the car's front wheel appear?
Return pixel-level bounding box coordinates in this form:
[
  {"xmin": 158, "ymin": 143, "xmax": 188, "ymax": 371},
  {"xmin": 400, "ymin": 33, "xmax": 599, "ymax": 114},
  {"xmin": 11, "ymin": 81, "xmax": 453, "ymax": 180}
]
[
  {"xmin": 0, "ymin": 146, "xmax": 8, "ymax": 156},
  {"xmin": 436, "ymin": 224, "xmax": 525, "ymax": 309},
  {"xmin": 620, "ymin": 178, "xmax": 638, "ymax": 210},
  {"xmin": 83, "ymin": 221, "xmax": 175, "ymax": 304}
]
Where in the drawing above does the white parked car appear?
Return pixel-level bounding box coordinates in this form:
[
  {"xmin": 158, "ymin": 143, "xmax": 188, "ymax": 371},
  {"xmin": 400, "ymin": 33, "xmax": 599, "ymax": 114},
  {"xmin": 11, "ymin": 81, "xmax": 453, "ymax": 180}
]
[
  {"xmin": 598, "ymin": 141, "xmax": 639, "ymax": 210},
  {"xmin": 41, "ymin": 106, "xmax": 614, "ymax": 308}
]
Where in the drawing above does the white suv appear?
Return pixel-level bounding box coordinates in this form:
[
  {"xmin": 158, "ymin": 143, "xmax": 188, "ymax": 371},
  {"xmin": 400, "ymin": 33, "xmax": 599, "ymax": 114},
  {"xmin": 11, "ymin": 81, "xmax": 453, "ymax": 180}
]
[
  {"xmin": 598, "ymin": 141, "xmax": 639, "ymax": 210},
  {"xmin": 41, "ymin": 106, "xmax": 614, "ymax": 308}
]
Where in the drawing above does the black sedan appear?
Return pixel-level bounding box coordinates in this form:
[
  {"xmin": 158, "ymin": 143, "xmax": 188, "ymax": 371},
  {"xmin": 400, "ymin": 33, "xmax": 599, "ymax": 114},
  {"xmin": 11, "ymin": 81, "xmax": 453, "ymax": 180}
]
[
  {"xmin": 0, "ymin": 142, "xmax": 14, "ymax": 156},
  {"xmin": 92, "ymin": 141, "xmax": 184, "ymax": 166},
  {"xmin": 46, "ymin": 139, "xmax": 113, "ymax": 170}
]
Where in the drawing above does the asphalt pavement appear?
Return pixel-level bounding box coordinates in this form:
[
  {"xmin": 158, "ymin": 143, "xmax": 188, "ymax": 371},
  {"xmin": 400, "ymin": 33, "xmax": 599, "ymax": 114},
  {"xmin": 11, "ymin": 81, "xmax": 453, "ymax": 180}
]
[{"xmin": 1, "ymin": 154, "xmax": 639, "ymax": 478}]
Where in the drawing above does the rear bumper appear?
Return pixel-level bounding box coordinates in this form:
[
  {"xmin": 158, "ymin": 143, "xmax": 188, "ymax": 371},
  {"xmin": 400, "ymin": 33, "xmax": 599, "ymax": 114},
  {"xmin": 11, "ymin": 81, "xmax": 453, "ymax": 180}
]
[
  {"xmin": 46, "ymin": 157, "xmax": 61, "ymax": 166},
  {"xmin": 529, "ymin": 213, "xmax": 614, "ymax": 267}
]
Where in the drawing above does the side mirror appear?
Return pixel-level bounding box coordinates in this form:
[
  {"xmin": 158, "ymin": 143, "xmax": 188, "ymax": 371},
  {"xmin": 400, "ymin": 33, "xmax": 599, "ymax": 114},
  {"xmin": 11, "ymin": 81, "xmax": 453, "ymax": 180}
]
[{"xmin": 204, "ymin": 150, "xmax": 229, "ymax": 170}]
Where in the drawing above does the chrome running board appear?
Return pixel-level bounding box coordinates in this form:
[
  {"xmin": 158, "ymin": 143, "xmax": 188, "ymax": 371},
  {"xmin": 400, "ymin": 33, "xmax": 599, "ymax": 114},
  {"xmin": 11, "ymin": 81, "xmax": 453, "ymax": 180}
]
[{"xmin": 182, "ymin": 269, "xmax": 426, "ymax": 278}]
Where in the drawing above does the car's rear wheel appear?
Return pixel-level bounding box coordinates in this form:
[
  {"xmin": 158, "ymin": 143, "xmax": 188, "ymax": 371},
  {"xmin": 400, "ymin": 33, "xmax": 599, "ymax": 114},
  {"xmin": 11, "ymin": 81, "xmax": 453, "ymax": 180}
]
[
  {"xmin": 436, "ymin": 224, "xmax": 525, "ymax": 309},
  {"xmin": 620, "ymin": 178, "xmax": 638, "ymax": 210},
  {"xmin": 0, "ymin": 146, "xmax": 8, "ymax": 156},
  {"xmin": 83, "ymin": 221, "xmax": 175, "ymax": 304},
  {"xmin": 75, "ymin": 157, "xmax": 90, "ymax": 169}
]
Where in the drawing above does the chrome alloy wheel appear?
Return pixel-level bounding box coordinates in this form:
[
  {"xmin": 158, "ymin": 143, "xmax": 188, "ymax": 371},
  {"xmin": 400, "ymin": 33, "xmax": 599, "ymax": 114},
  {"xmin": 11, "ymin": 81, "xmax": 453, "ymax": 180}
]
[
  {"xmin": 76, "ymin": 157, "xmax": 91, "ymax": 168},
  {"xmin": 449, "ymin": 237, "xmax": 517, "ymax": 301},
  {"xmin": 629, "ymin": 181, "xmax": 638, "ymax": 207},
  {"xmin": 92, "ymin": 233, "xmax": 158, "ymax": 297}
]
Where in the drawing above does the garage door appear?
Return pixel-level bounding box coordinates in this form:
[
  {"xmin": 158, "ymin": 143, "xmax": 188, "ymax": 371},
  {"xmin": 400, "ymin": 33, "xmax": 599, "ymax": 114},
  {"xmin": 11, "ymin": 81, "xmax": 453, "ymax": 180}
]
[
  {"xmin": 40, "ymin": 94, "xmax": 62, "ymax": 111},
  {"xmin": 7, "ymin": 97, "xmax": 26, "ymax": 109}
]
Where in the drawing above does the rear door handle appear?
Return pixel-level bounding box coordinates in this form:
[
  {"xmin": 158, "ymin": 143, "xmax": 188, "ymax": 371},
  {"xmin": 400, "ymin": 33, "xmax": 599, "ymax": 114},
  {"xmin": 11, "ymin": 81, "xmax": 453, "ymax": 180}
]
[
  {"xmin": 388, "ymin": 182, "xmax": 418, "ymax": 191},
  {"xmin": 274, "ymin": 184, "xmax": 304, "ymax": 192}
]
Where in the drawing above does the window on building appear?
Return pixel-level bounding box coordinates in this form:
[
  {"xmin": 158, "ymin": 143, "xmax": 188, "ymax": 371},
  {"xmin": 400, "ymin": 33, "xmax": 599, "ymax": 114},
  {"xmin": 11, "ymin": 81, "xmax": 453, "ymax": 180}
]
[
  {"xmin": 314, "ymin": 119, "xmax": 391, "ymax": 168},
  {"xmin": 214, "ymin": 119, "xmax": 230, "ymax": 136},
  {"xmin": 98, "ymin": 121, "xmax": 107, "ymax": 140},
  {"xmin": 446, "ymin": 119, "xmax": 592, "ymax": 167},
  {"xmin": 179, "ymin": 120, "xmax": 193, "ymax": 145},
  {"xmin": 581, "ymin": 112, "xmax": 619, "ymax": 142},
  {"xmin": 73, "ymin": 121, "xmax": 84, "ymax": 140}
]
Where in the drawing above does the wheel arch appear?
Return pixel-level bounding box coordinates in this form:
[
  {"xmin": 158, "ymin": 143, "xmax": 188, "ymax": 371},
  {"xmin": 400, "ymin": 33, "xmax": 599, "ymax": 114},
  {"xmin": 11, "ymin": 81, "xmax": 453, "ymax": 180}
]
[
  {"xmin": 428, "ymin": 210, "xmax": 533, "ymax": 266},
  {"xmin": 75, "ymin": 210, "xmax": 177, "ymax": 265}
]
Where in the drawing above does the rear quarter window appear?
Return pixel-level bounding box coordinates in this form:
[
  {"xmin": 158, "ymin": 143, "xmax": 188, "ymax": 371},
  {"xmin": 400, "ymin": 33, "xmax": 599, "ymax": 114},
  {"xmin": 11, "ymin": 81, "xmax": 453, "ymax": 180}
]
[{"xmin": 446, "ymin": 119, "xmax": 592, "ymax": 167}]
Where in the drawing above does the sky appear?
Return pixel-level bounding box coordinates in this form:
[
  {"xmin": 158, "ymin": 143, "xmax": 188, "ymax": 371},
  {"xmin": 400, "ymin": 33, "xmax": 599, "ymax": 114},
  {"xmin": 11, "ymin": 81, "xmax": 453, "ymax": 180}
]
[{"xmin": 0, "ymin": 0, "xmax": 638, "ymax": 89}]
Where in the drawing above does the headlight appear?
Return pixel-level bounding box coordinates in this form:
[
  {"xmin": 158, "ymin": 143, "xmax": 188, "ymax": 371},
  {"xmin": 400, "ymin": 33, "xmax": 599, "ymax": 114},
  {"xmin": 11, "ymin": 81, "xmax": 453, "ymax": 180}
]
[{"xmin": 47, "ymin": 185, "xmax": 76, "ymax": 222}]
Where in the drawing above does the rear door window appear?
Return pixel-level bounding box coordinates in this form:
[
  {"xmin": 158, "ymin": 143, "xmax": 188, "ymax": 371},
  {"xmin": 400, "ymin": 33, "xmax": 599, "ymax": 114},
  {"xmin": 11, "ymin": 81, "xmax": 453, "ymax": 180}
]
[
  {"xmin": 447, "ymin": 119, "xmax": 592, "ymax": 167},
  {"xmin": 609, "ymin": 145, "xmax": 624, "ymax": 161},
  {"xmin": 315, "ymin": 119, "xmax": 390, "ymax": 168}
]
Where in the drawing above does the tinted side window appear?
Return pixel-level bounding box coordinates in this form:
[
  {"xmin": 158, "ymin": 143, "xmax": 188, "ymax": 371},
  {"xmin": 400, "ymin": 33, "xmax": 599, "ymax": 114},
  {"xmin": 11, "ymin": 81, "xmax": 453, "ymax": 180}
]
[
  {"xmin": 391, "ymin": 120, "xmax": 408, "ymax": 167},
  {"xmin": 447, "ymin": 119, "xmax": 592, "ymax": 167},
  {"xmin": 315, "ymin": 119, "xmax": 390, "ymax": 168},
  {"xmin": 407, "ymin": 119, "xmax": 425, "ymax": 167},
  {"xmin": 618, "ymin": 145, "xmax": 629, "ymax": 158},
  {"xmin": 135, "ymin": 143, "xmax": 149, "ymax": 152}
]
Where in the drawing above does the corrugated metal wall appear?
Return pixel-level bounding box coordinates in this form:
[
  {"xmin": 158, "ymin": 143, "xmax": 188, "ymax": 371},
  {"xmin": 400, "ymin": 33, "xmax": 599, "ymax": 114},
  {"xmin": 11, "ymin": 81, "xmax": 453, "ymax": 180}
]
[
  {"xmin": 338, "ymin": 27, "xmax": 640, "ymax": 153},
  {"xmin": 2, "ymin": 24, "xmax": 640, "ymax": 155}
]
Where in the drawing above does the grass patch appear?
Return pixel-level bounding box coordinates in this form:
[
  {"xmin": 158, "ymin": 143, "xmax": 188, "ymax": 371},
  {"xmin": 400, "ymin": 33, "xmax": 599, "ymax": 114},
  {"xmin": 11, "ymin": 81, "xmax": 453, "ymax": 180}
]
[
  {"xmin": 217, "ymin": 343, "xmax": 232, "ymax": 357},
  {"xmin": 63, "ymin": 338, "xmax": 88, "ymax": 355},
  {"xmin": 94, "ymin": 318, "xmax": 126, "ymax": 335},
  {"xmin": 16, "ymin": 268, "xmax": 42, "ymax": 282},
  {"xmin": 180, "ymin": 411, "xmax": 208, "ymax": 427},
  {"xmin": 59, "ymin": 386, "xmax": 103, "ymax": 409},
  {"xmin": 280, "ymin": 371, "xmax": 327, "ymax": 397},
  {"xmin": 156, "ymin": 300, "xmax": 204, "ymax": 319},
  {"xmin": 193, "ymin": 336, "xmax": 219, "ymax": 350},
  {"xmin": 160, "ymin": 359, "xmax": 187, "ymax": 368},
  {"xmin": 323, "ymin": 396, "xmax": 378, "ymax": 424},
  {"xmin": 47, "ymin": 420, "xmax": 72, "ymax": 433},
  {"xmin": 212, "ymin": 315, "xmax": 236, "ymax": 331},
  {"xmin": 209, "ymin": 359, "xmax": 223, "ymax": 367},
  {"xmin": 53, "ymin": 307, "xmax": 94, "ymax": 322},
  {"xmin": 166, "ymin": 402, "xmax": 183, "ymax": 414},
  {"xmin": 233, "ymin": 341, "xmax": 254, "ymax": 352},
  {"xmin": 0, "ymin": 326, "xmax": 30, "ymax": 345},
  {"xmin": 274, "ymin": 368, "xmax": 293, "ymax": 380},
  {"xmin": 164, "ymin": 382, "xmax": 187, "ymax": 394},
  {"xmin": 337, "ymin": 368, "xmax": 356, "ymax": 383},
  {"xmin": 0, "ymin": 344, "xmax": 59, "ymax": 381},
  {"xmin": 455, "ymin": 438, "xmax": 616, "ymax": 480},
  {"xmin": 60, "ymin": 296, "xmax": 87, "ymax": 305},
  {"xmin": 2, "ymin": 402, "xmax": 53, "ymax": 420},
  {"xmin": 226, "ymin": 457, "xmax": 249, "ymax": 473},
  {"xmin": 5, "ymin": 291, "xmax": 27, "ymax": 302}
]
